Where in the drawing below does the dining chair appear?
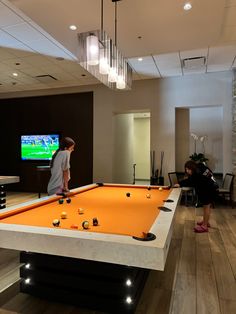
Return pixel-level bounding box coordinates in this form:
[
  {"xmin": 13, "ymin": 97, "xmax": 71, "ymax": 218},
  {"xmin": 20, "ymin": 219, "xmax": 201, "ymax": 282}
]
[
  {"xmin": 218, "ymin": 173, "xmax": 234, "ymax": 208},
  {"xmin": 168, "ymin": 172, "xmax": 194, "ymax": 206}
]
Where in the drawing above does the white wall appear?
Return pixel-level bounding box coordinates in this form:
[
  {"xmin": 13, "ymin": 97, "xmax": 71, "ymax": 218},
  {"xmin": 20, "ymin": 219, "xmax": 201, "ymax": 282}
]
[
  {"xmin": 134, "ymin": 117, "xmax": 150, "ymax": 180},
  {"xmin": 175, "ymin": 108, "xmax": 190, "ymax": 172},
  {"xmin": 190, "ymin": 107, "xmax": 223, "ymax": 172},
  {"xmin": 1, "ymin": 71, "xmax": 233, "ymax": 185},
  {"xmin": 113, "ymin": 113, "xmax": 134, "ymax": 183}
]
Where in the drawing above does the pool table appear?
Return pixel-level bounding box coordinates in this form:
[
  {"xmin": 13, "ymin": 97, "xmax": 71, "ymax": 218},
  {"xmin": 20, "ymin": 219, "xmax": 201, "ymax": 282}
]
[
  {"xmin": 0, "ymin": 183, "xmax": 181, "ymax": 270},
  {"xmin": 0, "ymin": 183, "xmax": 181, "ymax": 313}
]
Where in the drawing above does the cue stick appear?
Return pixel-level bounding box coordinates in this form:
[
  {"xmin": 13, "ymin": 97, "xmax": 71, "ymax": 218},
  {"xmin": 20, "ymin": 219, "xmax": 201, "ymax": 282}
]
[
  {"xmin": 160, "ymin": 151, "xmax": 164, "ymax": 176},
  {"xmin": 153, "ymin": 150, "xmax": 155, "ymax": 176},
  {"xmin": 133, "ymin": 163, "xmax": 136, "ymax": 184}
]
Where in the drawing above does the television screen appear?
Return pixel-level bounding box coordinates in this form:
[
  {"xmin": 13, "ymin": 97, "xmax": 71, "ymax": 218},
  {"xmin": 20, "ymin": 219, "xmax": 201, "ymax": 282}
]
[{"xmin": 21, "ymin": 134, "xmax": 60, "ymax": 161}]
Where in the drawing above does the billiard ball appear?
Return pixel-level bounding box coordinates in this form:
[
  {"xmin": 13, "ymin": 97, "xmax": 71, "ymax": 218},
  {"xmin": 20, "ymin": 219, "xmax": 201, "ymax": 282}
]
[
  {"xmin": 147, "ymin": 186, "xmax": 151, "ymax": 190},
  {"xmin": 71, "ymin": 224, "xmax": 78, "ymax": 229},
  {"xmin": 93, "ymin": 217, "xmax": 99, "ymax": 226},
  {"xmin": 61, "ymin": 211, "xmax": 67, "ymax": 219},
  {"xmin": 58, "ymin": 199, "xmax": 64, "ymax": 204},
  {"xmin": 52, "ymin": 219, "xmax": 60, "ymax": 227},
  {"xmin": 146, "ymin": 194, "xmax": 151, "ymax": 198},
  {"xmin": 82, "ymin": 221, "xmax": 89, "ymax": 229},
  {"xmin": 159, "ymin": 187, "xmax": 163, "ymax": 191},
  {"xmin": 66, "ymin": 198, "xmax": 71, "ymax": 204},
  {"xmin": 126, "ymin": 192, "xmax": 131, "ymax": 197},
  {"xmin": 78, "ymin": 208, "xmax": 84, "ymax": 214}
]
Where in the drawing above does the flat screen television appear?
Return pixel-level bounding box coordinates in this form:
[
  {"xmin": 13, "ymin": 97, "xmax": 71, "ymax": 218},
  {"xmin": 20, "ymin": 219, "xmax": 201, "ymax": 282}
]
[{"xmin": 21, "ymin": 134, "xmax": 60, "ymax": 161}]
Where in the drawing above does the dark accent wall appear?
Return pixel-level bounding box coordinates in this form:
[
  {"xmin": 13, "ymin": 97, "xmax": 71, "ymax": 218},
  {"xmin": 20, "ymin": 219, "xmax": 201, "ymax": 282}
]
[{"xmin": 0, "ymin": 92, "xmax": 93, "ymax": 192}]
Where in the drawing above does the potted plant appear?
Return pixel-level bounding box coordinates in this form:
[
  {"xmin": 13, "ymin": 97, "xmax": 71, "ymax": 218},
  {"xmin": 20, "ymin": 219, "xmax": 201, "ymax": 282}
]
[{"xmin": 189, "ymin": 152, "xmax": 208, "ymax": 163}]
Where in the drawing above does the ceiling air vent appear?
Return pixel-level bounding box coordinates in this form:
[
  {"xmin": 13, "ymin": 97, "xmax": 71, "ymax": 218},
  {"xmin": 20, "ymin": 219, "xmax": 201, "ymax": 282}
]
[
  {"xmin": 182, "ymin": 56, "xmax": 206, "ymax": 69},
  {"xmin": 35, "ymin": 74, "xmax": 58, "ymax": 83}
]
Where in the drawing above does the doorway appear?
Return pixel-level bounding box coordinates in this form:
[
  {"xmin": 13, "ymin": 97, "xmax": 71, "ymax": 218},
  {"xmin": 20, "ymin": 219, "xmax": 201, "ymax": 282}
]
[{"xmin": 112, "ymin": 112, "xmax": 150, "ymax": 184}]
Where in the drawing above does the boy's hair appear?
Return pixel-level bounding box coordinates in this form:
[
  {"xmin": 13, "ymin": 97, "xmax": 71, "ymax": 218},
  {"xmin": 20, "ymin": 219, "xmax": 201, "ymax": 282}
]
[
  {"xmin": 184, "ymin": 160, "xmax": 197, "ymax": 173},
  {"xmin": 50, "ymin": 137, "xmax": 75, "ymax": 168}
]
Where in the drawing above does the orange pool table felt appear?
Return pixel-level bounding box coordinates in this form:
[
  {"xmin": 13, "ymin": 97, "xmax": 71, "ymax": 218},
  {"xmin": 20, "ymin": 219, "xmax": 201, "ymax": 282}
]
[{"xmin": 0, "ymin": 184, "xmax": 172, "ymax": 238}]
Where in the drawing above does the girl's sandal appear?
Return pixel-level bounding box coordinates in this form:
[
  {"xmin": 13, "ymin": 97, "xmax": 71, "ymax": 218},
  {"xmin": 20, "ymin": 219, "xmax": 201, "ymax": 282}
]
[
  {"xmin": 194, "ymin": 225, "xmax": 208, "ymax": 233},
  {"xmin": 197, "ymin": 221, "xmax": 211, "ymax": 227}
]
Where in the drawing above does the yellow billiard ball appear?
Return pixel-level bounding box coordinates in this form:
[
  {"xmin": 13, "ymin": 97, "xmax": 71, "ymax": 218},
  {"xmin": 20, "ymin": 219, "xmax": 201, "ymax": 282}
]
[
  {"xmin": 61, "ymin": 211, "xmax": 67, "ymax": 219},
  {"xmin": 159, "ymin": 187, "xmax": 163, "ymax": 191},
  {"xmin": 78, "ymin": 208, "xmax": 84, "ymax": 214},
  {"xmin": 146, "ymin": 194, "xmax": 151, "ymax": 198}
]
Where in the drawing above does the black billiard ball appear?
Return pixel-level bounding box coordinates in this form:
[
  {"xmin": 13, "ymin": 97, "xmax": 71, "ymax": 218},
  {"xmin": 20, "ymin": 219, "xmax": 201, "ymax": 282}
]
[
  {"xmin": 66, "ymin": 198, "xmax": 71, "ymax": 204},
  {"xmin": 126, "ymin": 192, "xmax": 131, "ymax": 197},
  {"xmin": 82, "ymin": 221, "xmax": 89, "ymax": 229},
  {"xmin": 147, "ymin": 186, "xmax": 151, "ymax": 190},
  {"xmin": 58, "ymin": 199, "xmax": 64, "ymax": 204},
  {"xmin": 93, "ymin": 218, "xmax": 99, "ymax": 226},
  {"xmin": 52, "ymin": 219, "xmax": 60, "ymax": 227}
]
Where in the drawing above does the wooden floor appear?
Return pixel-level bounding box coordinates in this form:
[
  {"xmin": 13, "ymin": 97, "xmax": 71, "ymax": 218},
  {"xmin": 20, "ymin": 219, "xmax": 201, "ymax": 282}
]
[{"xmin": 0, "ymin": 192, "xmax": 236, "ymax": 314}]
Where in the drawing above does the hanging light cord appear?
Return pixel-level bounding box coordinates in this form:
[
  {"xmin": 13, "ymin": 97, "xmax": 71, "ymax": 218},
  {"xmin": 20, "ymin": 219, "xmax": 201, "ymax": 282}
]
[
  {"xmin": 115, "ymin": 1, "xmax": 117, "ymax": 46},
  {"xmin": 101, "ymin": 0, "xmax": 104, "ymax": 33}
]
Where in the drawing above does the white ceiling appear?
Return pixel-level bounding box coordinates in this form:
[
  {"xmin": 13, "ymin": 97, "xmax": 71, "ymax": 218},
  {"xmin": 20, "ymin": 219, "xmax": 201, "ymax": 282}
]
[{"xmin": 0, "ymin": 0, "xmax": 236, "ymax": 93}]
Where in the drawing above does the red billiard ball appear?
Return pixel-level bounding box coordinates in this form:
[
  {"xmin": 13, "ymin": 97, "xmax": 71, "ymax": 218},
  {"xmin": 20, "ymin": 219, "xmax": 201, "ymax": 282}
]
[
  {"xmin": 71, "ymin": 224, "xmax": 78, "ymax": 229},
  {"xmin": 66, "ymin": 198, "xmax": 71, "ymax": 203}
]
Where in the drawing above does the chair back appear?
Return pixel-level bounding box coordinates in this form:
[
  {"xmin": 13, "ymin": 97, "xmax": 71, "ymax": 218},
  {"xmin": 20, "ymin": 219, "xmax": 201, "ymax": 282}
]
[
  {"xmin": 222, "ymin": 173, "xmax": 234, "ymax": 191},
  {"xmin": 168, "ymin": 172, "xmax": 179, "ymax": 187}
]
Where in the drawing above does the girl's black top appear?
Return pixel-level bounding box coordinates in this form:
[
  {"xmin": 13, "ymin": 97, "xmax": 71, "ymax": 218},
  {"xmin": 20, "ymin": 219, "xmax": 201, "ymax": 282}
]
[{"xmin": 179, "ymin": 172, "xmax": 218, "ymax": 205}]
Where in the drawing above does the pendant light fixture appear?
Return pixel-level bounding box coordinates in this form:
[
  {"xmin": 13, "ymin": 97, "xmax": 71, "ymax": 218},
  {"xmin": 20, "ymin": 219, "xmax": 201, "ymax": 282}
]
[{"xmin": 77, "ymin": 0, "xmax": 132, "ymax": 90}]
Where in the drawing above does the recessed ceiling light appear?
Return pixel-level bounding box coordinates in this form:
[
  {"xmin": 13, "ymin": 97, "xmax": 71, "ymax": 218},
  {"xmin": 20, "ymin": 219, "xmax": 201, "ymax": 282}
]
[
  {"xmin": 55, "ymin": 57, "xmax": 64, "ymax": 61},
  {"xmin": 69, "ymin": 25, "xmax": 77, "ymax": 30},
  {"xmin": 138, "ymin": 58, "xmax": 143, "ymax": 62},
  {"xmin": 183, "ymin": 2, "xmax": 192, "ymax": 11},
  {"xmin": 12, "ymin": 72, "xmax": 18, "ymax": 77}
]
